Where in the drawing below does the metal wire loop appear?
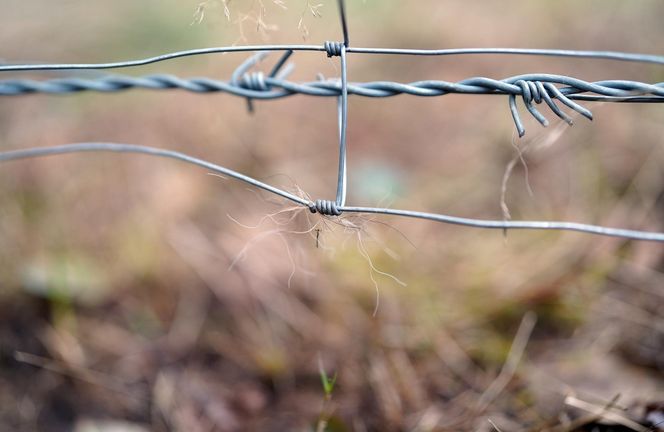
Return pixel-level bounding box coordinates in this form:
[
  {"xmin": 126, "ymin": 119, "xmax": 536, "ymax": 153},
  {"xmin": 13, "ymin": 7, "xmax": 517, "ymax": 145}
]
[
  {"xmin": 309, "ymin": 199, "xmax": 342, "ymax": 216},
  {"xmin": 325, "ymin": 41, "xmax": 344, "ymax": 58}
]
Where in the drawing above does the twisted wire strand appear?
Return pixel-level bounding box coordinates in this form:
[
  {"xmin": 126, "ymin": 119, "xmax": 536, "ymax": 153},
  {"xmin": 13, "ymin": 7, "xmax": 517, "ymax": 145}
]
[
  {"xmin": 1, "ymin": 46, "xmax": 663, "ymax": 73},
  {"xmin": 4, "ymin": 74, "xmax": 663, "ymax": 98},
  {"xmin": 3, "ymin": 73, "xmax": 662, "ymax": 135},
  {"xmin": 2, "ymin": 74, "xmax": 662, "ymax": 99},
  {"xmin": 0, "ymin": 143, "xmax": 662, "ymax": 242}
]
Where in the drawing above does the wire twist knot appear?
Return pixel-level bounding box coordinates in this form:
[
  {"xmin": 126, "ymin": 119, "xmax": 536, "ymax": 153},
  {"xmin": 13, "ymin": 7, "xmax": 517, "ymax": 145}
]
[
  {"xmin": 309, "ymin": 199, "xmax": 342, "ymax": 216},
  {"xmin": 324, "ymin": 41, "xmax": 344, "ymax": 57},
  {"xmin": 518, "ymin": 80, "xmax": 545, "ymax": 104},
  {"xmin": 239, "ymin": 71, "xmax": 268, "ymax": 91}
]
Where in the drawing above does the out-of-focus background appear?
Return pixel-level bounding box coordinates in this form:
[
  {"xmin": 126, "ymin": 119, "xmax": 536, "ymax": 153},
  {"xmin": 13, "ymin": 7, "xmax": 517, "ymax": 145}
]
[{"xmin": 1, "ymin": 1, "xmax": 663, "ymax": 431}]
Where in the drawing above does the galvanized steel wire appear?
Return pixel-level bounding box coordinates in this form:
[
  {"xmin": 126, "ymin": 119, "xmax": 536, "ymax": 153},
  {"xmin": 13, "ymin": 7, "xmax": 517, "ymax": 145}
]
[
  {"xmin": 2, "ymin": 73, "xmax": 662, "ymax": 137},
  {"xmin": 2, "ymin": 74, "xmax": 663, "ymax": 102},
  {"xmin": 2, "ymin": 46, "xmax": 664, "ymax": 72},
  {"xmin": 1, "ymin": 0, "xmax": 663, "ymax": 242},
  {"xmin": 2, "ymin": 143, "xmax": 663, "ymax": 242}
]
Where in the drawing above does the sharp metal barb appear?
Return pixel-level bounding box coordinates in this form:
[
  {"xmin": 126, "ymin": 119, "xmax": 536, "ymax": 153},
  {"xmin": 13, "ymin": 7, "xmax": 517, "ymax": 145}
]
[
  {"xmin": 537, "ymin": 81, "xmax": 574, "ymax": 125},
  {"xmin": 268, "ymin": 50, "xmax": 294, "ymax": 78},
  {"xmin": 545, "ymin": 82, "xmax": 594, "ymax": 120},
  {"xmin": 509, "ymin": 94, "xmax": 526, "ymax": 138},
  {"xmin": 232, "ymin": 51, "xmax": 296, "ymax": 113},
  {"xmin": 0, "ymin": 143, "xmax": 662, "ymax": 242},
  {"xmin": 231, "ymin": 52, "xmax": 268, "ymax": 85},
  {"xmin": 231, "ymin": 52, "xmax": 270, "ymax": 113}
]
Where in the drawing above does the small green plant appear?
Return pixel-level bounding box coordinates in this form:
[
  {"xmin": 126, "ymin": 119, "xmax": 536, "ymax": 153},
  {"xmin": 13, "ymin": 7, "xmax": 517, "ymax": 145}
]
[
  {"xmin": 316, "ymin": 358, "xmax": 338, "ymax": 432},
  {"xmin": 319, "ymin": 365, "xmax": 337, "ymax": 399}
]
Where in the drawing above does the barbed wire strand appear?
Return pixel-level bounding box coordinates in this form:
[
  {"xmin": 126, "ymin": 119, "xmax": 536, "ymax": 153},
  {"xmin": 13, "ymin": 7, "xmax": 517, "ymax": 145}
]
[
  {"xmin": 0, "ymin": 143, "xmax": 662, "ymax": 242},
  {"xmin": 3, "ymin": 74, "xmax": 661, "ymax": 102},
  {"xmin": 2, "ymin": 73, "xmax": 661, "ymax": 136}
]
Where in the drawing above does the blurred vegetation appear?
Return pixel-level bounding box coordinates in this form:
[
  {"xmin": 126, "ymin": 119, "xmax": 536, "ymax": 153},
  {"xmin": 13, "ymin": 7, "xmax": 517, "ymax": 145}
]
[{"xmin": 1, "ymin": 1, "xmax": 663, "ymax": 431}]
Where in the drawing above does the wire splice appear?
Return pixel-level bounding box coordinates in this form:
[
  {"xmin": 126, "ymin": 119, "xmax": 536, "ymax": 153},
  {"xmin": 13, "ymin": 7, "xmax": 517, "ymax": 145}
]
[
  {"xmin": 324, "ymin": 41, "xmax": 344, "ymax": 58},
  {"xmin": 309, "ymin": 199, "xmax": 342, "ymax": 216}
]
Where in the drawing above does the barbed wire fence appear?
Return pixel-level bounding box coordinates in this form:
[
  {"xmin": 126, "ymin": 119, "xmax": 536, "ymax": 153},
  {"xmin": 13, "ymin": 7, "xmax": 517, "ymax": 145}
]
[{"xmin": 1, "ymin": 0, "xmax": 663, "ymax": 242}]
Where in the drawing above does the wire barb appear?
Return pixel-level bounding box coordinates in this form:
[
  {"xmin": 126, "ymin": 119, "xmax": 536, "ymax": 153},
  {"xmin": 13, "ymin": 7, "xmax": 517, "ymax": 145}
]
[
  {"xmin": 240, "ymin": 72, "xmax": 268, "ymax": 91},
  {"xmin": 231, "ymin": 51, "xmax": 295, "ymax": 112},
  {"xmin": 509, "ymin": 79, "xmax": 595, "ymax": 137}
]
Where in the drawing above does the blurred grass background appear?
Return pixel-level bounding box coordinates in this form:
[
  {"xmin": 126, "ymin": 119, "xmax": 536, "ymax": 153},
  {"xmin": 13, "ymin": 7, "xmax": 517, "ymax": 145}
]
[{"xmin": 0, "ymin": 1, "xmax": 663, "ymax": 431}]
